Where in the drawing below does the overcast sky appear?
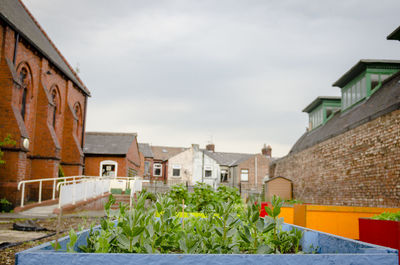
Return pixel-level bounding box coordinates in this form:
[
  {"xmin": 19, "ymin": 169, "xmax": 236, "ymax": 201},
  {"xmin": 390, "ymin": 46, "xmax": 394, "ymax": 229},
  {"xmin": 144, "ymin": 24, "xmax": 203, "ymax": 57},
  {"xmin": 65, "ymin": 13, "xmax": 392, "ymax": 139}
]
[{"xmin": 24, "ymin": 0, "xmax": 400, "ymax": 157}]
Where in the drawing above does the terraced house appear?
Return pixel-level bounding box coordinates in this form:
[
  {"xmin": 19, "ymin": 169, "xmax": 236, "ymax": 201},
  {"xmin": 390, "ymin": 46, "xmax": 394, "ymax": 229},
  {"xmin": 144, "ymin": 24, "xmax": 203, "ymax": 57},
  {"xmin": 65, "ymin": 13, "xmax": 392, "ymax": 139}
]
[
  {"xmin": 0, "ymin": 0, "xmax": 90, "ymax": 206},
  {"xmin": 271, "ymin": 28, "xmax": 400, "ymax": 208}
]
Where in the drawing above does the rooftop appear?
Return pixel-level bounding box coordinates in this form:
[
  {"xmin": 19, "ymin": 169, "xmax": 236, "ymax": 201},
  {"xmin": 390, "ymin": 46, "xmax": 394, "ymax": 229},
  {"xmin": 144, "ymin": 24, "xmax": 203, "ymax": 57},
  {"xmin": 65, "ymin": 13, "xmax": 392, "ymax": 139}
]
[
  {"xmin": 151, "ymin": 146, "xmax": 187, "ymax": 161},
  {"xmin": 387, "ymin": 25, "xmax": 400, "ymax": 41},
  {"xmin": 203, "ymin": 150, "xmax": 254, "ymax": 166},
  {"xmin": 332, "ymin": 59, "xmax": 400, "ymax": 88},
  {"xmin": 302, "ymin": 96, "xmax": 341, "ymax": 113},
  {"xmin": 138, "ymin": 143, "xmax": 154, "ymax": 158},
  {"xmin": 0, "ymin": 0, "xmax": 90, "ymax": 95},
  {"xmin": 84, "ymin": 132, "xmax": 137, "ymax": 155},
  {"xmin": 286, "ymin": 71, "xmax": 400, "ymax": 155}
]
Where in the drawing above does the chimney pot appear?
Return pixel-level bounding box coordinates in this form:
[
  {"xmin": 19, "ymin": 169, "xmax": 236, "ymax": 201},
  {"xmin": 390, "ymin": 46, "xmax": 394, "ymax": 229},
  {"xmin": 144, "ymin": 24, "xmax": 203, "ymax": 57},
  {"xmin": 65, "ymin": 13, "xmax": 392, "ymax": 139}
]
[
  {"xmin": 206, "ymin": 144, "xmax": 215, "ymax": 152},
  {"xmin": 262, "ymin": 144, "xmax": 272, "ymax": 157}
]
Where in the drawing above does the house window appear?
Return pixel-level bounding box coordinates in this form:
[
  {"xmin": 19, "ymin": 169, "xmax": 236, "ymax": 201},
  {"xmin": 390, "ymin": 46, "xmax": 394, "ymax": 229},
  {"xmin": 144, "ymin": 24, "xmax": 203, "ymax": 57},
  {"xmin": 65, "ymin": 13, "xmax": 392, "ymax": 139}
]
[
  {"xmin": 100, "ymin": 160, "xmax": 118, "ymax": 177},
  {"xmin": 241, "ymin": 169, "xmax": 249, "ymax": 182},
  {"xmin": 144, "ymin": 161, "xmax": 150, "ymax": 176},
  {"xmin": 205, "ymin": 167, "xmax": 212, "ymax": 178},
  {"xmin": 153, "ymin": 163, "xmax": 162, "ymax": 176},
  {"xmin": 221, "ymin": 169, "xmax": 228, "ymax": 182},
  {"xmin": 172, "ymin": 165, "xmax": 181, "ymax": 177}
]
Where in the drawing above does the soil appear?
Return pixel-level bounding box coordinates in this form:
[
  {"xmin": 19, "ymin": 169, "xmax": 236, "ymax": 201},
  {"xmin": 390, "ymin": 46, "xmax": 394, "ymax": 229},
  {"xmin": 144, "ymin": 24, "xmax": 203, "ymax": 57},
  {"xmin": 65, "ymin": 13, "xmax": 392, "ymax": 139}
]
[{"xmin": 0, "ymin": 216, "xmax": 102, "ymax": 265}]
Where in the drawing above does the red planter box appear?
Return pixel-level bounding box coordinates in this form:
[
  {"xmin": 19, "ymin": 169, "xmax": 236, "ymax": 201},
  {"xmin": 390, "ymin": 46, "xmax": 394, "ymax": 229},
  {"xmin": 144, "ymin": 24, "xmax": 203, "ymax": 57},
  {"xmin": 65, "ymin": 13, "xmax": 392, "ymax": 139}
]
[{"xmin": 359, "ymin": 218, "xmax": 400, "ymax": 263}]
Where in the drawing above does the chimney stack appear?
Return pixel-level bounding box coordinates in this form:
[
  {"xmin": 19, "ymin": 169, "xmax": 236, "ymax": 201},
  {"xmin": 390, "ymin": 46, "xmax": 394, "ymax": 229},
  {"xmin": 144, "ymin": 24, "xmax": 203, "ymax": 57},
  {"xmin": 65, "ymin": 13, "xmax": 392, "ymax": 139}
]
[
  {"xmin": 262, "ymin": 144, "xmax": 272, "ymax": 157},
  {"xmin": 192, "ymin": 144, "xmax": 199, "ymax": 151},
  {"xmin": 206, "ymin": 143, "xmax": 215, "ymax": 152}
]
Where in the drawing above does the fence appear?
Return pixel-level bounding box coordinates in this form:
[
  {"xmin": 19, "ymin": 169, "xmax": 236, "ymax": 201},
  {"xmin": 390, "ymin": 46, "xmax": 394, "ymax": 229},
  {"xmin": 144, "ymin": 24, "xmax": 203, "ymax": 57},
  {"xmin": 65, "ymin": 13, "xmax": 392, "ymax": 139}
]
[
  {"xmin": 57, "ymin": 177, "xmax": 110, "ymax": 208},
  {"xmin": 17, "ymin": 176, "xmax": 87, "ymax": 207},
  {"xmin": 18, "ymin": 176, "xmax": 143, "ymax": 209}
]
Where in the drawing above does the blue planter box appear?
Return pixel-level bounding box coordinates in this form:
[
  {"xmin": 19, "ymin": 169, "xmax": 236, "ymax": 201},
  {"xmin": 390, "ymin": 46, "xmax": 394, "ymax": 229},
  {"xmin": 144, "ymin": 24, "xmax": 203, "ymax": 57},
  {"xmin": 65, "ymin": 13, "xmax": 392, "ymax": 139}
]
[{"xmin": 16, "ymin": 223, "xmax": 398, "ymax": 265}]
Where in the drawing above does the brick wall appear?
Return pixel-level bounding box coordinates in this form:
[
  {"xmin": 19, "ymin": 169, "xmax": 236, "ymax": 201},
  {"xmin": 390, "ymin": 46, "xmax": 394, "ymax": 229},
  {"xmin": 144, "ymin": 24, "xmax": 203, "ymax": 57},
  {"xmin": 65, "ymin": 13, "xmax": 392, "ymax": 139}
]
[
  {"xmin": 237, "ymin": 154, "xmax": 270, "ymax": 192},
  {"xmin": 126, "ymin": 139, "xmax": 141, "ymax": 174},
  {"xmin": 273, "ymin": 109, "xmax": 400, "ymax": 207},
  {"xmin": 0, "ymin": 20, "xmax": 88, "ymax": 206},
  {"xmin": 84, "ymin": 156, "xmax": 126, "ymax": 177}
]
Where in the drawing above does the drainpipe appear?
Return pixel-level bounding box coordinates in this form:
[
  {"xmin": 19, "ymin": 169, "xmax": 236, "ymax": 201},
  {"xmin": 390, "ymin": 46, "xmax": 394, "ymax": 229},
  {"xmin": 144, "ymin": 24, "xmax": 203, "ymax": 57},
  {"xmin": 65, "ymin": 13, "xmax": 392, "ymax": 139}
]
[
  {"xmin": 13, "ymin": 32, "xmax": 19, "ymax": 65},
  {"xmin": 81, "ymin": 95, "xmax": 88, "ymax": 174}
]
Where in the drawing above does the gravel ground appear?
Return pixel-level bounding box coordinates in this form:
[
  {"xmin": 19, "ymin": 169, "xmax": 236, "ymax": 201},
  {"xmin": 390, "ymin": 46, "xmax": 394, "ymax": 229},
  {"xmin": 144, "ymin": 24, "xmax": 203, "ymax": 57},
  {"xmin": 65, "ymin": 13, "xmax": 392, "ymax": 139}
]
[{"xmin": 0, "ymin": 215, "xmax": 102, "ymax": 265}]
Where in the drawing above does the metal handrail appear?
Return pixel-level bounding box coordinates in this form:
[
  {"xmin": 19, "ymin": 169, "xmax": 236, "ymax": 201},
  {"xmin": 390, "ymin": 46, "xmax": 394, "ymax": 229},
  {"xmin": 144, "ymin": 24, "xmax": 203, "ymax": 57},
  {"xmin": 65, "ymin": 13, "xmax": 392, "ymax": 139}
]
[
  {"xmin": 17, "ymin": 176, "xmax": 88, "ymax": 207},
  {"xmin": 18, "ymin": 175, "xmax": 143, "ymax": 209}
]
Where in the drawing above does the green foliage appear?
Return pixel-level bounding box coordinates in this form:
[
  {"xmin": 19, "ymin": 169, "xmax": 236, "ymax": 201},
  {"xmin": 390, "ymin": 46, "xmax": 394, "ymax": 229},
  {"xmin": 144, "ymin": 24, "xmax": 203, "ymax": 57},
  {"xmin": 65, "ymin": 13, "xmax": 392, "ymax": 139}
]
[
  {"xmin": 0, "ymin": 135, "xmax": 16, "ymax": 164},
  {"xmin": 0, "ymin": 198, "xmax": 11, "ymax": 205},
  {"xmin": 0, "ymin": 198, "xmax": 13, "ymax": 213},
  {"xmin": 68, "ymin": 191, "xmax": 303, "ymax": 254},
  {"xmin": 284, "ymin": 199, "xmax": 304, "ymax": 205},
  {"xmin": 216, "ymin": 185, "xmax": 242, "ymax": 204},
  {"xmin": 58, "ymin": 165, "xmax": 65, "ymax": 178},
  {"xmin": 168, "ymin": 184, "xmax": 189, "ymax": 205},
  {"xmin": 371, "ymin": 211, "xmax": 400, "ymax": 221},
  {"xmin": 67, "ymin": 229, "xmax": 78, "ymax": 252}
]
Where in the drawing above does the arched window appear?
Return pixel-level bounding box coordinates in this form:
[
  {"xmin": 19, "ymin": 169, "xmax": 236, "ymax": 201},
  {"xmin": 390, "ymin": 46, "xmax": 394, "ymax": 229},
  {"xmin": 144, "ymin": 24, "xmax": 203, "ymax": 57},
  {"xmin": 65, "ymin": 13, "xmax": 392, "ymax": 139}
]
[
  {"xmin": 17, "ymin": 66, "xmax": 32, "ymax": 121},
  {"xmin": 49, "ymin": 86, "xmax": 61, "ymax": 129},
  {"xmin": 73, "ymin": 102, "xmax": 83, "ymax": 140}
]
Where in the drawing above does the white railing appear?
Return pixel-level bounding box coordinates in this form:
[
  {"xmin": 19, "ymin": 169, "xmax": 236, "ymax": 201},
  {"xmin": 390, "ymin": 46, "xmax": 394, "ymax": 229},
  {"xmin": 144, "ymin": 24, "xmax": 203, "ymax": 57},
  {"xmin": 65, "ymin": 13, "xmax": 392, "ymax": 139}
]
[
  {"xmin": 18, "ymin": 176, "xmax": 143, "ymax": 209},
  {"xmin": 57, "ymin": 177, "xmax": 110, "ymax": 208},
  {"xmin": 107, "ymin": 176, "xmax": 143, "ymax": 207},
  {"xmin": 17, "ymin": 176, "xmax": 87, "ymax": 207}
]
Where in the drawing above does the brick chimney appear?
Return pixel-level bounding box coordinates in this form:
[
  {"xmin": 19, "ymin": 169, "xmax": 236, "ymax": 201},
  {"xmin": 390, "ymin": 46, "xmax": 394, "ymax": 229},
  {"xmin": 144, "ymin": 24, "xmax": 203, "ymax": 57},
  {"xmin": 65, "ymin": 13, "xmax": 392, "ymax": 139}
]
[
  {"xmin": 262, "ymin": 144, "xmax": 272, "ymax": 157},
  {"xmin": 206, "ymin": 144, "xmax": 215, "ymax": 152}
]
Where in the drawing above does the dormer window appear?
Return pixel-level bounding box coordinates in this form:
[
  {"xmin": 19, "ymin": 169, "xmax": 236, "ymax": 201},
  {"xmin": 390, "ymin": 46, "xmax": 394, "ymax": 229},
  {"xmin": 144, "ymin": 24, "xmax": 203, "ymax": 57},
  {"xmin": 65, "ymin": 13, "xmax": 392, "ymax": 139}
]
[
  {"xmin": 333, "ymin": 60, "xmax": 400, "ymax": 111},
  {"xmin": 303, "ymin": 97, "xmax": 341, "ymax": 131}
]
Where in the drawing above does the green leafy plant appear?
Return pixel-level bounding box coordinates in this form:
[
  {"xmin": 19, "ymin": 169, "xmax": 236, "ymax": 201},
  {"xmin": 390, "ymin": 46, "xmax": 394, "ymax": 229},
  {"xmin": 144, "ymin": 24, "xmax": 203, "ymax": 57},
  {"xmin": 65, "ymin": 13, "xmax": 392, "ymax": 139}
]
[
  {"xmin": 0, "ymin": 198, "xmax": 13, "ymax": 212},
  {"xmin": 0, "ymin": 135, "xmax": 16, "ymax": 164},
  {"xmin": 64, "ymin": 190, "xmax": 305, "ymax": 255},
  {"xmin": 371, "ymin": 211, "xmax": 400, "ymax": 221}
]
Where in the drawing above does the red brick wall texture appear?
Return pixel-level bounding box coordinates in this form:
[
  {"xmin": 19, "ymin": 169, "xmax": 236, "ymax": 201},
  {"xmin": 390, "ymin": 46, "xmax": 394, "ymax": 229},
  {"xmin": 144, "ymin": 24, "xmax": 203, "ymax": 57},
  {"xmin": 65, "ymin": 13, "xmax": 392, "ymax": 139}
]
[
  {"xmin": 0, "ymin": 21, "xmax": 88, "ymax": 206},
  {"xmin": 273, "ymin": 109, "xmax": 400, "ymax": 208}
]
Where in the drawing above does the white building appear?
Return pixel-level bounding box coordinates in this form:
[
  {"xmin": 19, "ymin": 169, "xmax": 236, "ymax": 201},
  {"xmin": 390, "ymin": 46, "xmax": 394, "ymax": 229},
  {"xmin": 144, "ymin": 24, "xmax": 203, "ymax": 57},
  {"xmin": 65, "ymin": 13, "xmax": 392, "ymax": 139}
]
[{"xmin": 167, "ymin": 144, "xmax": 220, "ymax": 188}]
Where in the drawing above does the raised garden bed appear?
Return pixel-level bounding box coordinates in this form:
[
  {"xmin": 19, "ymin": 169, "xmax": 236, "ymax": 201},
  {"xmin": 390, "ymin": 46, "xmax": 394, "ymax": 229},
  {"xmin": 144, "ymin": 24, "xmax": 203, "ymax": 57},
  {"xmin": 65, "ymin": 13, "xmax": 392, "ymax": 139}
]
[
  {"xmin": 16, "ymin": 222, "xmax": 398, "ymax": 265},
  {"xmin": 359, "ymin": 214, "xmax": 400, "ymax": 263},
  {"xmin": 15, "ymin": 185, "xmax": 400, "ymax": 265}
]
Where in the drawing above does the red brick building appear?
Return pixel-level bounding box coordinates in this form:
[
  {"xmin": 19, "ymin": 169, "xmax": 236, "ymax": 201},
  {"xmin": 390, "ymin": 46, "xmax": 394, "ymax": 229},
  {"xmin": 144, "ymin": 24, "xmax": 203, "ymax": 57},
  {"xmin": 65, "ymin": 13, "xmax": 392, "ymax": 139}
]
[
  {"xmin": 0, "ymin": 0, "xmax": 90, "ymax": 205},
  {"xmin": 138, "ymin": 143, "xmax": 154, "ymax": 179},
  {"xmin": 84, "ymin": 132, "xmax": 141, "ymax": 177}
]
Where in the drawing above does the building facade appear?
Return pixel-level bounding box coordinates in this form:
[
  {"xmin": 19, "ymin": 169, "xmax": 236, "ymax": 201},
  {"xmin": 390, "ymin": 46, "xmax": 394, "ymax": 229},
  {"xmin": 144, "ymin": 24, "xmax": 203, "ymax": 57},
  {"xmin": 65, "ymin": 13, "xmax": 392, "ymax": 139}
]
[
  {"xmin": 0, "ymin": 0, "xmax": 90, "ymax": 205},
  {"xmin": 138, "ymin": 143, "xmax": 154, "ymax": 179},
  {"xmin": 84, "ymin": 132, "xmax": 141, "ymax": 177},
  {"xmin": 167, "ymin": 144, "xmax": 220, "ymax": 187}
]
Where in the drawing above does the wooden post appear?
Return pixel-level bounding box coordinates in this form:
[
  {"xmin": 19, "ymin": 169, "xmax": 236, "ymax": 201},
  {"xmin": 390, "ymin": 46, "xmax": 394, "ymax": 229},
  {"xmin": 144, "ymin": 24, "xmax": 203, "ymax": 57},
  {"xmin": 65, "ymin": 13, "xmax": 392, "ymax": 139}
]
[{"xmin": 182, "ymin": 199, "xmax": 185, "ymax": 229}]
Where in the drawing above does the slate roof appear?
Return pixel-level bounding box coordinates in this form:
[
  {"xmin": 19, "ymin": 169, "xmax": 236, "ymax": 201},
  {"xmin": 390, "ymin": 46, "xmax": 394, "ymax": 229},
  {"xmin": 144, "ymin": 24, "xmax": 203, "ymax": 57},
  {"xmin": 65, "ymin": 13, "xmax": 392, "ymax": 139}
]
[
  {"xmin": 84, "ymin": 132, "xmax": 137, "ymax": 155},
  {"xmin": 0, "ymin": 0, "xmax": 90, "ymax": 95},
  {"xmin": 387, "ymin": 25, "xmax": 400, "ymax": 41},
  {"xmin": 287, "ymin": 71, "xmax": 400, "ymax": 156},
  {"xmin": 151, "ymin": 146, "xmax": 187, "ymax": 161},
  {"xmin": 138, "ymin": 143, "xmax": 153, "ymax": 158},
  {"xmin": 203, "ymin": 150, "xmax": 253, "ymax": 167},
  {"xmin": 332, "ymin": 59, "xmax": 400, "ymax": 88},
  {"xmin": 302, "ymin": 96, "xmax": 341, "ymax": 113}
]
